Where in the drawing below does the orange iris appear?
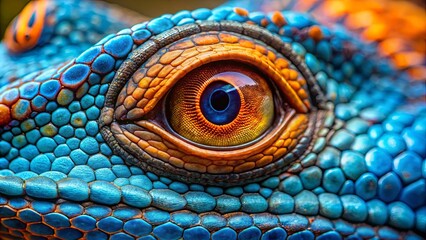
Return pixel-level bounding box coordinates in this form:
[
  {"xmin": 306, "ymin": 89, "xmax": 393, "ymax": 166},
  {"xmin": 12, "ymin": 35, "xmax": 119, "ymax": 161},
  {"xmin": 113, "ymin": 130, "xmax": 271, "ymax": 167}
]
[{"xmin": 167, "ymin": 61, "xmax": 274, "ymax": 146}]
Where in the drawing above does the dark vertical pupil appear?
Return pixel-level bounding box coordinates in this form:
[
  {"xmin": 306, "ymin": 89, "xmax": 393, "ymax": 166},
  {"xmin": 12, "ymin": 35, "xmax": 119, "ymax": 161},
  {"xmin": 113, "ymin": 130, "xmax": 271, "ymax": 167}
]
[{"xmin": 210, "ymin": 90, "xmax": 229, "ymax": 111}]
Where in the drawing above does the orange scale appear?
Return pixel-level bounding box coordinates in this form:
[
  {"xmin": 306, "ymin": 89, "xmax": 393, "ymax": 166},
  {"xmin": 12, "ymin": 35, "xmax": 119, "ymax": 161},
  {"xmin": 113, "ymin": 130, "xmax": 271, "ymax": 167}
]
[
  {"xmin": 157, "ymin": 65, "xmax": 175, "ymax": 78},
  {"xmin": 181, "ymin": 48, "xmax": 200, "ymax": 58},
  {"xmin": 298, "ymin": 78, "xmax": 307, "ymax": 86},
  {"xmin": 123, "ymin": 130, "xmax": 140, "ymax": 144},
  {"xmin": 246, "ymin": 153, "xmax": 264, "ymax": 162},
  {"xmin": 193, "ymin": 35, "xmax": 220, "ymax": 46},
  {"xmin": 260, "ymin": 19, "xmax": 269, "ymax": 27},
  {"xmin": 182, "ymin": 155, "xmax": 210, "ymax": 165},
  {"xmin": 362, "ymin": 23, "xmax": 388, "ymax": 41},
  {"xmin": 298, "ymin": 89, "xmax": 308, "ymax": 100},
  {"xmin": 273, "ymin": 148, "xmax": 288, "ymax": 158},
  {"xmin": 289, "ymin": 81, "xmax": 301, "ymax": 91},
  {"xmin": 132, "ymin": 88, "xmax": 146, "ymax": 100},
  {"xmin": 255, "ymin": 45, "xmax": 268, "ymax": 55},
  {"xmin": 271, "ymin": 11, "xmax": 287, "ymax": 27},
  {"xmin": 280, "ymin": 69, "xmax": 290, "ymax": 80},
  {"xmin": 147, "ymin": 139, "xmax": 167, "ymax": 150},
  {"xmin": 234, "ymin": 162, "xmax": 256, "ymax": 173},
  {"xmin": 219, "ymin": 33, "xmax": 240, "ymax": 43},
  {"xmin": 145, "ymin": 146, "xmax": 159, "ymax": 157},
  {"xmin": 288, "ymin": 69, "xmax": 299, "ymax": 80},
  {"xmin": 167, "ymin": 149, "xmax": 186, "ymax": 159},
  {"xmin": 283, "ymin": 138, "xmax": 292, "ymax": 148},
  {"xmin": 274, "ymin": 139, "xmax": 285, "ymax": 148},
  {"xmin": 125, "ymin": 82, "xmax": 137, "ymax": 95},
  {"xmin": 143, "ymin": 53, "xmax": 162, "ymax": 68},
  {"xmin": 123, "ymin": 96, "xmax": 137, "ymax": 109},
  {"xmin": 146, "ymin": 64, "xmax": 164, "ymax": 77},
  {"xmin": 196, "ymin": 45, "xmax": 214, "ymax": 53},
  {"xmin": 127, "ymin": 108, "xmax": 145, "ymax": 121},
  {"xmin": 263, "ymin": 147, "xmax": 278, "ymax": 155},
  {"xmin": 207, "ymin": 165, "xmax": 234, "ymax": 174},
  {"xmin": 148, "ymin": 78, "xmax": 163, "ymax": 88},
  {"xmin": 184, "ymin": 163, "xmax": 207, "ymax": 173},
  {"xmin": 303, "ymin": 100, "xmax": 311, "ymax": 109},
  {"xmin": 308, "ymin": 25, "xmax": 323, "ymax": 42},
  {"xmin": 0, "ymin": 104, "xmax": 11, "ymax": 126},
  {"xmin": 234, "ymin": 7, "xmax": 249, "ymax": 17},
  {"xmin": 136, "ymin": 139, "xmax": 150, "ymax": 150},
  {"xmin": 267, "ymin": 51, "xmax": 277, "ymax": 61},
  {"xmin": 255, "ymin": 156, "xmax": 274, "ymax": 167},
  {"xmin": 136, "ymin": 98, "xmax": 148, "ymax": 108},
  {"xmin": 169, "ymin": 40, "xmax": 195, "ymax": 51},
  {"xmin": 407, "ymin": 67, "xmax": 426, "ymax": 81},
  {"xmin": 170, "ymin": 56, "xmax": 188, "ymax": 67},
  {"xmin": 159, "ymin": 50, "xmax": 184, "ymax": 65},
  {"xmin": 275, "ymin": 58, "xmax": 290, "ymax": 70},
  {"xmin": 238, "ymin": 39, "xmax": 256, "ymax": 49},
  {"xmin": 169, "ymin": 157, "xmax": 185, "ymax": 168},
  {"xmin": 157, "ymin": 151, "xmax": 171, "ymax": 161}
]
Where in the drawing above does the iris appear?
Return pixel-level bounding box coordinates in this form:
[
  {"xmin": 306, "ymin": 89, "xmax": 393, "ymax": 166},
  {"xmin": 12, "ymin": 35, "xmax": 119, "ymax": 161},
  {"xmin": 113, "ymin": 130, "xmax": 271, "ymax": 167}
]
[
  {"xmin": 200, "ymin": 81, "xmax": 241, "ymax": 125},
  {"xmin": 166, "ymin": 61, "xmax": 275, "ymax": 146}
]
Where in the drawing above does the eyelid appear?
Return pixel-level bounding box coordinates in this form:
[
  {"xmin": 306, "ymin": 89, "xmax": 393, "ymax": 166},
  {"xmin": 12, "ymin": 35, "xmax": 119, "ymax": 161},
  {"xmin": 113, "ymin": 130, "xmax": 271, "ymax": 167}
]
[
  {"xmin": 114, "ymin": 31, "xmax": 310, "ymax": 122},
  {"xmin": 131, "ymin": 111, "xmax": 302, "ymax": 160}
]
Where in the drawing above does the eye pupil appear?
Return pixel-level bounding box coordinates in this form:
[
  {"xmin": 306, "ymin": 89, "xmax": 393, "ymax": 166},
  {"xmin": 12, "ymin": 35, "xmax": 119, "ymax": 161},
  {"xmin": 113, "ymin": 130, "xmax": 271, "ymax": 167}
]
[
  {"xmin": 200, "ymin": 80, "xmax": 241, "ymax": 125},
  {"xmin": 210, "ymin": 89, "xmax": 229, "ymax": 112}
]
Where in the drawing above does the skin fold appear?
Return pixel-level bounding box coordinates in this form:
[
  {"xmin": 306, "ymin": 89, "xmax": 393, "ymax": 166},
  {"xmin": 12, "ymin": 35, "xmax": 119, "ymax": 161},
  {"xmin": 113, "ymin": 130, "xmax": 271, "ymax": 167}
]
[{"xmin": 0, "ymin": 0, "xmax": 425, "ymax": 239}]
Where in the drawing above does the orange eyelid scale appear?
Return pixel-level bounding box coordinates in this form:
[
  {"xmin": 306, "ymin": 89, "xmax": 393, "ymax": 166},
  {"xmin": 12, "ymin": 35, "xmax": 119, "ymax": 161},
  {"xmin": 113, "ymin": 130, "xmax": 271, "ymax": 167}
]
[{"xmin": 4, "ymin": 0, "xmax": 47, "ymax": 53}]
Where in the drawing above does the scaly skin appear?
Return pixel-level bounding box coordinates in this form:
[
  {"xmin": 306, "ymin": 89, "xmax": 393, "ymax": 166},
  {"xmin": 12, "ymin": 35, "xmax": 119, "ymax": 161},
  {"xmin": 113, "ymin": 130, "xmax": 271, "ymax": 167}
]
[{"xmin": 0, "ymin": 0, "xmax": 425, "ymax": 239}]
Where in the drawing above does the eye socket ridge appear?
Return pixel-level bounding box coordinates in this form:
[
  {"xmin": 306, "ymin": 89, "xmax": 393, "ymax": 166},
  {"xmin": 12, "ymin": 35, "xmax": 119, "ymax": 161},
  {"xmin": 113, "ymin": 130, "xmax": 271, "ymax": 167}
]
[{"xmin": 100, "ymin": 21, "xmax": 326, "ymax": 185}]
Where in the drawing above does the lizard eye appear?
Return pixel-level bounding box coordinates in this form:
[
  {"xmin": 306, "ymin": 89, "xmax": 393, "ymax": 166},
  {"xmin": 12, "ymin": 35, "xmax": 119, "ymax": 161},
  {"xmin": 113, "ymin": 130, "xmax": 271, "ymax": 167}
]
[
  {"xmin": 4, "ymin": 0, "xmax": 51, "ymax": 54},
  {"xmin": 100, "ymin": 21, "xmax": 325, "ymax": 186}
]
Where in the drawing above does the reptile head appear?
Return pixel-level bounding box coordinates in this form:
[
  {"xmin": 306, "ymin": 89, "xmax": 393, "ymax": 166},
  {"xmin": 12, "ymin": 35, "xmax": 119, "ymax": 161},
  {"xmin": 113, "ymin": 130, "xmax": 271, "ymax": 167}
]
[{"xmin": 0, "ymin": 0, "xmax": 425, "ymax": 239}]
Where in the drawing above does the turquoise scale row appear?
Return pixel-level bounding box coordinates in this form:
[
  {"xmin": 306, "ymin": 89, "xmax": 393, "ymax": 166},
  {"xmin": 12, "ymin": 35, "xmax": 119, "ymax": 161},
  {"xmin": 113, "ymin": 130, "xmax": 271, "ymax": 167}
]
[{"xmin": 0, "ymin": 196, "xmax": 422, "ymax": 240}]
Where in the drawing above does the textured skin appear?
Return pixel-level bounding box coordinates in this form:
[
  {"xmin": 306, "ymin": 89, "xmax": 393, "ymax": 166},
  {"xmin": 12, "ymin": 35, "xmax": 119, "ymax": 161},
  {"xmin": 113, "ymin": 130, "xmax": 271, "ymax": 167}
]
[{"xmin": 0, "ymin": 0, "xmax": 425, "ymax": 239}]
